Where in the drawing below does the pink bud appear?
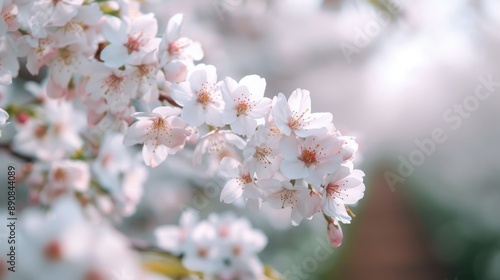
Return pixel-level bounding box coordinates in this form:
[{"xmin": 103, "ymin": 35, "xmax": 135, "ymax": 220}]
[{"xmin": 327, "ymin": 222, "xmax": 343, "ymax": 248}]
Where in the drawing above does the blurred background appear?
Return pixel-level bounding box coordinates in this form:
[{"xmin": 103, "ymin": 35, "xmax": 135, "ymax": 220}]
[
  {"xmin": 137, "ymin": 0, "xmax": 500, "ymax": 279},
  {"xmin": 2, "ymin": 0, "xmax": 500, "ymax": 279}
]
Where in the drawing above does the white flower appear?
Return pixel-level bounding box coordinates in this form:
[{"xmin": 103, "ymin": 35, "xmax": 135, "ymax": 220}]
[
  {"xmin": 46, "ymin": 160, "xmax": 89, "ymax": 200},
  {"xmin": 158, "ymin": 13, "xmax": 203, "ymax": 67},
  {"xmin": 280, "ymin": 134, "xmax": 343, "ymax": 186},
  {"xmin": 101, "ymin": 14, "xmax": 161, "ymax": 68},
  {"xmin": 320, "ymin": 162, "xmax": 365, "ymax": 224},
  {"xmin": 242, "ymin": 125, "xmax": 281, "ymax": 179},
  {"xmin": 124, "ymin": 106, "xmax": 190, "ymax": 168},
  {"xmin": 271, "ymin": 88, "xmax": 333, "ymax": 137},
  {"xmin": 193, "ymin": 129, "xmax": 246, "ymax": 165},
  {"xmin": 221, "ymin": 75, "xmax": 271, "ymax": 137},
  {"xmin": 170, "ymin": 64, "xmax": 224, "ymax": 127},
  {"xmin": 85, "ymin": 63, "xmax": 133, "ymax": 114},
  {"xmin": 261, "ymin": 179, "xmax": 321, "ymax": 226},
  {"xmin": 0, "ymin": 107, "xmax": 9, "ymax": 137},
  {"xmin": 219, "ymin": 157, "xmax": 262, "ymax": 205},
  {"xmin": 13, "ymin": 99, "xmax": 85, "ymax": 161},
  {"xmin": 155, "ymin": 209, "xmax": 199, "ymax": 256},
  {"xmin": 183, "ymin": 220, "xmax": 223, "ymax": 274}
]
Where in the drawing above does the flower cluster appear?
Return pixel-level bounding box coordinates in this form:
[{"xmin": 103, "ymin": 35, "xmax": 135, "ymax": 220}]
[
  {"xmin": 155, "ymin": 209, "xmax": 267, "ymax": 279},
  {"xmin": 0, "ymin": 0, "xmax": 366, "ymax": 278}
]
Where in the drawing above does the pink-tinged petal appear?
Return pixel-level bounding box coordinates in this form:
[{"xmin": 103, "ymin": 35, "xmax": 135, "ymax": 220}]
[
  {"xmin": 46, "ymin": 78, "xmax": 66, "ymax": 98},
  {"xmin": 142, "ymin": 142, "xmax": 168, "ymax": 168},
  {"xmin": 124, "ymin": 119, "xmax": 153, "ymax": 146},
  {"xmin": 297, "ymin": 192, "xmax": 321, "ymax": 220},
  {"xmin": 220, "ymin": 178, "xmax": 244, "ymax": 204},
  {"xmin": 291, "ymin": 207, "xmax": 304, "ymax": 226},
  {"xmin": 281, "ymin": 159, "xmax": 308, "ymax": 179},
  {"xmin": 288, "ymin": 88, "xmax": 311, "ymax": 116},
  {"xmin": 163, "ymin": 60, "xmax": 188, "ymax": 83},
  {"xmin": 101, "ymin": 44, "xmax": 128, "ymax": 68},
  {"xmin": 246, "ymin": 198, "xmax": 261, "ymax": 211},
  {"xmin": 327, "ymin": 222, "xmax": 343, "ymax": 248},
  {"xmin": 161, "ymin": 126, "xmax": 188, "ymax": 149},
  {"xmin": 170, "ymin": 82, "xmax": 194, "ymax": 105},
  {"xmin": 316, "ymin": 155, "xmax": 342, "ymax": 175},
  {"xmin": 279, "ymin": 136, "xmax": 300, "ymax": 159},
  {"xmin": 222, "ymin": 108, "xmax": 238, "ymax": 125},
  {"xmin": 152, "ymin": 106, "xmax": 182, "ymax": 118},
  {"xmin": 219, "ymin": 157, "xmax": 241, "ymax": 178},
  {"xmin": 166, "ymin": 13, "xmax": 183, "ymax": 42},
  {"xmin": 324, "ymin": 198, "xmax": 350, "ymax": 223},
  {"xmin": 248, "ymin": 97, "xmax": 272, "ymax": 119},
  {"xmin": 231, "ymin": 116, "xmax": 257, "ymax": 137},
  {"xmin": 240, "ymin": 75, "xmax": 266, "ymax": 99},
  {"xmin": 271, "ymin": 93, "xmax": 292, "ymax": 136}
]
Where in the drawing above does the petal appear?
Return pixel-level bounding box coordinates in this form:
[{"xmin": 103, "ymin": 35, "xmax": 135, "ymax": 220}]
[
  {"xmin": 219, "ymin": 157, "xmax": 241, "ymax": 178},
  {"xmin": 101, "ymin": 44, "xmax": 128, "ymax": 68},
  {"xmin": 166, "ymin": 13, "xmax": 183, "ymax": 42},
  {"xmin": 102, "ymin": 16, "xmax": 127, "ymax": 44},
  {"xmin": 279, "ymin": 136, "xmax": 300, "ymax": 159},
  {"xmin": 288, "ymin": 88, "xmax": 311, "ymax": 116},
  {"xmin": 220, "ymin": 178, "xmax": 244, "ymax": 204},
  {"xmin": 142, "ymin": 142, "xmax": 168, "ymax": 168},
  {"xmin": 231, "ymin": 116, "xmax": 257, "ymax": 137},
  {"xmin": 271, "ymin": 93, "xmax": 292, "ymax": 136},
  {"xmin": 124, "ymin": 119, "xmax": 152, "ymax": 145},
  {"xmin": 181, "ymin": 101, "xmax": 204, "ymax": 126},
  {"xmin": 240, "ymin": 75, "xmax": 266, "ymax": 99},
  {"xmin": 170, "ymin": 81, "xmax": 194, "ymax": 105},
  {"xmin": 280, "ymin": 159, "xmax": 308, "ymax": 179}
]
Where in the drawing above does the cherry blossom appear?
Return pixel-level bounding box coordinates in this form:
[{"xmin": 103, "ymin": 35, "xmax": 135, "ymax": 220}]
[
  {"xmin": 158, "ymin": 13, "xmax": 203, "ymax": 67},
  {"xmin": 170, "ymin": 63, "xmax": 224, "ymax": 127},
  {"xmin": 219, "ymin": 157, "xmax": 262, "ymax": 205},
  {"xmin": 221, "ymin": 75, "xmax": 272, "ymax": 137},
  {"xmin": 155, "ymin": 208, "xmax": 199, "ymax": 256},
  {"xmin": 271, "ymin": 88, "xmax": 333, "ymax": 137},
  {"xmin": 242, "ymin": 125, "xmax": 282, "ymax": 179},
  {"xmin": 279, "ymin": 134, "xmax": 343, "ymax": 186},
  {"xmin": 85, "ymin": 63, "xmax": 133, "ymax": 114},
  {"xmin": 193, "ymin": 129, "xmax": 246, "ymax": 166},
  {"xmin": 124, "ymin": 106, "xmax": 190, "ymax": 167},
  {"xmin": 261, "ymin": 179, "xmax": 322, "ymax": 226},
  {"xmin": 101, "ymin": 14, "xmax": 160, "ymax": 68},
  {"xmin": 13, "ymin": 98, "xmax": 85, "ymax": 161},
  {"xmin": 320, "ymin": 162, "xmax": 365, "ymax": 224}
]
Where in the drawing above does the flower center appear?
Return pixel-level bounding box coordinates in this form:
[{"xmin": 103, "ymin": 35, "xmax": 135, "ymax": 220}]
[
  {"xmin": 168, "ymin": 39, "xmax": 190, "ymax": 56},
  {"xmin": 44, "ymin": 240, "xmax": 63, "ymax": 262},
  {"xmin": 279, "ymin": 189, "xmax": 298, "ymax": 208},
  {"xmin": 326, "ymin": 183, "xmax": 340, "ymax": 198},
  {"xmin": 235, "ymin": 102, "xmax": 249, "ymax": 116},
  {"xmin": 84, "ymin": 269, "xmax": 105, "ymax": 280},
  {"xmin": 241, "ymin": 174, "xmax": 252, "ymax": 184},
  {"xmin": 289, "ymin": 109, "xmax": 309, "ymax": 130},
  {"xmin": 300, "ymin": 149, "xmax": 317, "ymax": 167},
  {"xmin": 105, "ymin": 73, "xmax": 124, "ymax": 92},
  {"xmin": 53, "ymin": 167, "xmax": 67, "ymax": 182},
  {"xmin": 196, "ymin": 90, "xmax": 212, "ymax": 108},
  {"xmin": 125, "ymin": 35, "xmax": 141, "ymax": 53},
  {"xmin": 34, "ymin": 125, "xmax": 47, "ymax": 139},
  {"xmin": 197, "ymin": 247, "xmax": 208, "ymax": 258},
  {"xmin": 151, "ymin": 117, "xmax": 166, "ymax": 130}
]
